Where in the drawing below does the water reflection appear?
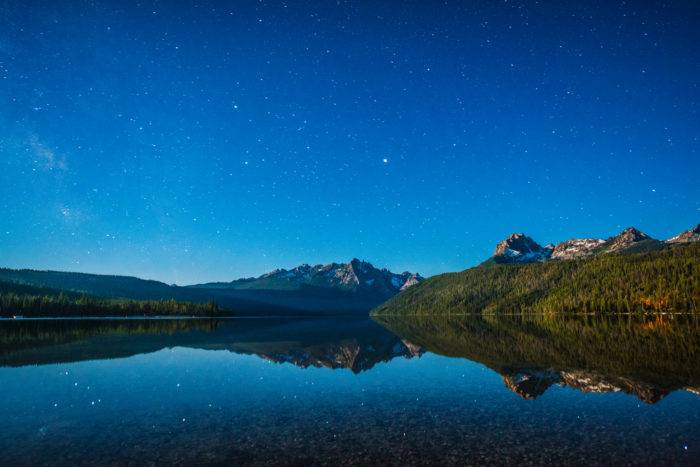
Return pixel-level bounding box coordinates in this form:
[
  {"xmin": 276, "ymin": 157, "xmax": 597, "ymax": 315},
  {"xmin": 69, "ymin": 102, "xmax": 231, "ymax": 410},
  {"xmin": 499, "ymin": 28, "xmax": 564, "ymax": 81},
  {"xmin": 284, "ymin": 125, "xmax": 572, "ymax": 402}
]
[
  {"xmin": 3, "ymin": 314, "xmax": 698, "ymax": 403},
  {"xmin": 376, "ymin": 313, "xmax": 700, "ymax": 403},
  {"xmin": 1, "ymin": 315, "xmax": 699, "ymax": 464},
  {"xmin": 0, "ymin": 317, "xmax": 422, "ymax": 372}
]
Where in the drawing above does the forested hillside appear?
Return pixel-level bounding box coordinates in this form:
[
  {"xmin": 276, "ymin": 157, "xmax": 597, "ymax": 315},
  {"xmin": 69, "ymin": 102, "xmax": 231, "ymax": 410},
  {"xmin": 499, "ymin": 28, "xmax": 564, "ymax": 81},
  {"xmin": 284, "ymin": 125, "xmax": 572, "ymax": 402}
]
[
  {"xmin": 373, "ymin": 243, "xmax": 699, "ymax": 316},
  {"xmin": 0, "ymin": 281, "xmax": 221, "ymax": 317}
]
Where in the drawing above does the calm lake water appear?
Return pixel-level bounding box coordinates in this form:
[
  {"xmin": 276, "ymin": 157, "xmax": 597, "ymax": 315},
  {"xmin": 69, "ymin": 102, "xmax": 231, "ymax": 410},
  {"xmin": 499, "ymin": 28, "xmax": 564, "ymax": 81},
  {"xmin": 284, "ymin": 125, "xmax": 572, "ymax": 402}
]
[{"xmin": 0, "ymin": 314, "xmax": 699, "ymax": 465}]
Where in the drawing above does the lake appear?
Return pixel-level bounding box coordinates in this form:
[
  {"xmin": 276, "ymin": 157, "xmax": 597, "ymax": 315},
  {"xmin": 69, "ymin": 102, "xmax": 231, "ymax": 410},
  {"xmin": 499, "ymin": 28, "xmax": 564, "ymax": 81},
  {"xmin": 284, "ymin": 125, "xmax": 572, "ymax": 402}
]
[{"xmin": 0, "ymin": 314, "xmax": 699, "ymax": 465}]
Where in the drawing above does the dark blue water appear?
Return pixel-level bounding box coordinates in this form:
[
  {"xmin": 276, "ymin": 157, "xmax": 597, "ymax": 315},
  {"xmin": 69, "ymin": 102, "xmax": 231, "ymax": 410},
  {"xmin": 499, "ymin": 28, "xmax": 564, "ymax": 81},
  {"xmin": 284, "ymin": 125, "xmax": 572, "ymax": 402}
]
[{"xmin": 0, "ymin": 316, "xmax": 698, "ymax": 465}]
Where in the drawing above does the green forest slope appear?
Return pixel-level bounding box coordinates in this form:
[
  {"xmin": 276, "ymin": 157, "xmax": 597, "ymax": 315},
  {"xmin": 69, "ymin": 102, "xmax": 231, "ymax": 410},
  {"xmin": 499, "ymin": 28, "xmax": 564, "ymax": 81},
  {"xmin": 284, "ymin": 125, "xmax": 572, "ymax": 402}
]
[
  {"xmin": 0, "ymin": 281, "xmax": 222, "ymax": 317},
  {"xmin": 373, "ymin": 243, "xmax": 699, "ymax": 316}
]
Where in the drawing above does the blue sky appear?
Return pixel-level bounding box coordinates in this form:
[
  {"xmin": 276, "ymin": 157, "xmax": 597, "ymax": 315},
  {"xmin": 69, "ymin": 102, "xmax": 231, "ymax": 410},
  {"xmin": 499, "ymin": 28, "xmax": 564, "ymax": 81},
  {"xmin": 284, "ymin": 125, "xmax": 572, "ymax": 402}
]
[{"xmin": 1, "ymin": 1, "xmax": 698, "ymax": 284}]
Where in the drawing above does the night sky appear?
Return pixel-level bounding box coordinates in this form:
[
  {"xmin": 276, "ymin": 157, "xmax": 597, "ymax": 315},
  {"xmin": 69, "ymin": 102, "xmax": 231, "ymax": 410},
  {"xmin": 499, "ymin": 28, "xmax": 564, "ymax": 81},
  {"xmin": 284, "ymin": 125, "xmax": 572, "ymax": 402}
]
[{"xmin": 1, "ymin": 1, "xmax": 699, "ymax": 284}]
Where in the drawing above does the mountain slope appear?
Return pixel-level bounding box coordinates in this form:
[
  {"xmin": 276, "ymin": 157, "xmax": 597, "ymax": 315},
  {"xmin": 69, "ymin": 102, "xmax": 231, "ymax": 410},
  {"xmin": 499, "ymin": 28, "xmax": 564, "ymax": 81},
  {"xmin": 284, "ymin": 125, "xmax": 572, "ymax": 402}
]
[
  {"xmin": 0, "ymin": 259, "xmax": 423, "ymax": 316},
  {"xmin": 0, "ymin": 268, "xmax": 321, "ymax": 315},
  {"xmin": 373, "ymin": 242, "xmax": 699, "ymax": 316},
  {"xmin": 0, "ymin": 268, "xmax": 177, "ymax": 300},
  {"xmin": 596, "ymin": 227, "xmax": 665, "ymax": 254},
  {"xmin": 0, "ymin": 280, "xmax": 220, "ymax": 317}
]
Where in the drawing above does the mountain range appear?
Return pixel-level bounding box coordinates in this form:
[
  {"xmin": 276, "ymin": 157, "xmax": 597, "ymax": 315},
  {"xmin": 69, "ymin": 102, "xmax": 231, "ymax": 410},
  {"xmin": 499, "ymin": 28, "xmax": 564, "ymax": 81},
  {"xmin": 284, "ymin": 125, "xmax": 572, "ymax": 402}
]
[
  {"xmin": 0, "ymin": 259, "xmax": 422, "ymax": 316},
  {"xmin": 374, "ymin": 223, "xmax": 700, "ymax": 316},
  {"xmin": 0, "ymin": 318, "xmax": 423, "ymax": 374},
  {"xmin": 490, "ymin": 224, "xmax": 699, "ymax": 264},
  {"xmin": 1, "ymin": 224, "xmax": 697, "ymax": 317},
  {"xmin": 189, "ymin": 258, "xmax": 422, "ymax": 295}
]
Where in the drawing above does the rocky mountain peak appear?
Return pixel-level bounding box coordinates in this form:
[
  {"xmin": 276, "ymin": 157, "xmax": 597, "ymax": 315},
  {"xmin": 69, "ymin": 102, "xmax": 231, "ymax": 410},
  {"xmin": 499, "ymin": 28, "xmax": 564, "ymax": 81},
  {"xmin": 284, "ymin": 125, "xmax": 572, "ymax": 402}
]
[
  {"xmin": 333, "ymin": 261, "xmax": 361, "ymax": 287},
  {"xmin": 352, "ymin": 260, "xmax": 424, "ymax": 291},
  {"xmin": 602, "ymin": 227, "xmax": 652, "ymax": 253},
  {"xmin": 348, "ymin": 258, "xmax": 372, "ymax": 274},
  {"xmin": 486, "ymin": 224, "xmax": 677, "ymax": 264},
  {"xmin": 492, "ymin": 233, "xmax": 552, "ymax": 263},
  {"xmin": 551, "ymin": 238, "xmax": 605, "ymax": 260},
  {"xmin": 400, "ymin": 273, "xmax": 423, "ymax": 291},
  {"xmin": 618, "ymin": 227, "xmax": 649, "ymax": 242},
  {"xmin": 668, "ymin": 224, "xmax": 700, "ymax": 243}
]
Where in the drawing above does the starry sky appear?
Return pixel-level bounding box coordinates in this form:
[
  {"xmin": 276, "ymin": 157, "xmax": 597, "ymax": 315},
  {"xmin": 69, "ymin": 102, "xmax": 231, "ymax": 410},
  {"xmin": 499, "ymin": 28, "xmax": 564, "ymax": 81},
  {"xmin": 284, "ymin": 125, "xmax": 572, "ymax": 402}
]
[{"xmin": 1, "ymin": 1, "xmax": 699, "ymax": 284}]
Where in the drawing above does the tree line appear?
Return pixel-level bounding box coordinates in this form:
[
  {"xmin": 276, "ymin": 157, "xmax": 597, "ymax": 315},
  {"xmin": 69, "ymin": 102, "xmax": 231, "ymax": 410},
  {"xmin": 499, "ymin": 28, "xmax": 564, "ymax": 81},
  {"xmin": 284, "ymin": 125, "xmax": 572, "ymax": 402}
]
[{"xmin": 0, "ymin": 281, "xmax": 223, "ymax": 317}]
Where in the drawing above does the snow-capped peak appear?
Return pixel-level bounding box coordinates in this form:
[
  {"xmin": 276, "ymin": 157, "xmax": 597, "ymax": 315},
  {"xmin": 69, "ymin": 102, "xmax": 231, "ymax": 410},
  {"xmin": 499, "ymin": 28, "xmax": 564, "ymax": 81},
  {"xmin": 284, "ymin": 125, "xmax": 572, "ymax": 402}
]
[{"xmin": 233, "ymin": 259, "xmax": 423, "ymax": 296}]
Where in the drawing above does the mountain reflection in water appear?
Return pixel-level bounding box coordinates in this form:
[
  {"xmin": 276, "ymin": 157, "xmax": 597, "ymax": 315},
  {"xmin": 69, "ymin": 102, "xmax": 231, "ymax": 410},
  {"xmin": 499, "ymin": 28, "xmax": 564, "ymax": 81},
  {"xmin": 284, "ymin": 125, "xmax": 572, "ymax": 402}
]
[
  {"xmin": 0, "ymin": 317, "xmax": 422, "ymax": 373},
  {"xmin": 376, "ymin": 313, "xmax": 700, "ymax": 403},
  {"xmin": 1, "ymin": 314, "xmax": 699, "ymax": 465},
  {"xmin": 2, "ymin": 314, "xmax": 698, "ymax": 403}
]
